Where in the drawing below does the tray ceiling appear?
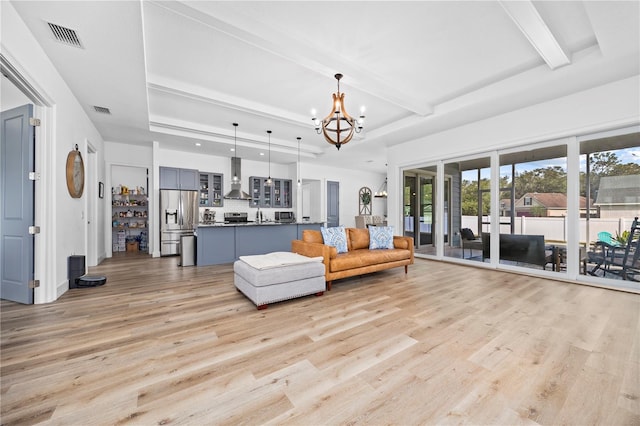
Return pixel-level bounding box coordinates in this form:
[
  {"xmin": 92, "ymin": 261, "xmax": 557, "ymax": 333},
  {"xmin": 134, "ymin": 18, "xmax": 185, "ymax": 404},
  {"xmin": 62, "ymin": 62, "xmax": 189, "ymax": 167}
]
[{"xmin": 8, "ymin": 0, "xmax": 640, "ymax": 172}]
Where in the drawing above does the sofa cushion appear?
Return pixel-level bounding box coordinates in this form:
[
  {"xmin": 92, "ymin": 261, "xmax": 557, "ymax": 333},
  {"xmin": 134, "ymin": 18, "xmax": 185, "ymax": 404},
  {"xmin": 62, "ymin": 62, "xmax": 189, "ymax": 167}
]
[
  {"xmin": 369, "ymin": 226, "xmax": 395, "ymax": 249},
  {"xmin": 302, "ymin": 229, "xmax": 323, "ymax": 244},
  {"xmin": 348, "ymin": 228, "xmax": 370, "ymax": 250},
  {"xmin": 329, "ymin": 248, "xmax": 411, "ymax": 272},
  {"xmin": 321, "ymin": 226, "xmax": 348, "ymax": 253},
  {"xmin": 393, "ymin": 237, "xmax": 410, "ymax": 250},
  {"xmin": 239, "ymin": 251, "xmax": 323, "ymax": 270}
]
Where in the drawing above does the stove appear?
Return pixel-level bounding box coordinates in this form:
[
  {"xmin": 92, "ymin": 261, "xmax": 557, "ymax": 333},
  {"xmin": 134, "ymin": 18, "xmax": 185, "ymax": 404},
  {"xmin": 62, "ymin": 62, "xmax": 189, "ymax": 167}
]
[{"xmin": 224, "ymin": 212, "xmax": 248, "ymax": 224}]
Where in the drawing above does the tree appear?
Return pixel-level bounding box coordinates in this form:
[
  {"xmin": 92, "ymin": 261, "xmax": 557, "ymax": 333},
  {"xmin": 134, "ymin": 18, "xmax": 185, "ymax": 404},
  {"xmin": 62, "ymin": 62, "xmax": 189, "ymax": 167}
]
[
  {"xmin": 461, "ymin": 178, "xmax": 490, "ymax": 216},
  {"xmin": 590, "ymin": 152, "xmax": 620, "ymax": 176},
  {"xmin": 586, "ymin": 151, "xmax": 640, "ymax": 200},
  {"xmin": 514, "ymin": 166, "xmax": 566, "ymax": 199},
  {"xmin": 611, "ymin": 162, "xmax": 640, "ymax": 175}
]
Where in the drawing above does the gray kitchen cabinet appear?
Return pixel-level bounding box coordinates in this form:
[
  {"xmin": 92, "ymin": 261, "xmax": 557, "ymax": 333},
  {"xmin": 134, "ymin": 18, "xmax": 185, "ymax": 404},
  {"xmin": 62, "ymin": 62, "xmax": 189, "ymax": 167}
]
[
  {"xmin": 249, "ymin": 176, "xmax": 292, "ymax": 208},
  {"xmin": 159, "ymin": 166, "xmax": 179, "ymax": 190},
  {"xmin": 179, "ymin": 168, "xmax": 199, "ymax": 190},
  {"xmin": 159, "ymin": 166, "xmax": 199, "ymax": 190},
  {"xmin": 273, "ymin": 179, "xmax": 292, "ymax": 208},
  {"xmin": 196, "ymin": 223, "xmax": 323, "ymax": 265},
  {"xmin": 199, "ymin": 172, "xmax": 223, "ymax": 207},
  {"xmin": 249, "ymin": 176, "xmax": 270, "ymax": 207}
]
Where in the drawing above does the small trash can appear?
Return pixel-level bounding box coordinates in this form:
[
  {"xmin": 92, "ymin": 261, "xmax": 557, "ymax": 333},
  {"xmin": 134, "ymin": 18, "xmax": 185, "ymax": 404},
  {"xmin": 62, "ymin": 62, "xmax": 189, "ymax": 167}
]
[
  {"xmin": 68, "ymin": 255, "xmax": 86, "ymax": 288},
  {"xmin": 180, "ymin": 235, "xmax": 195, "ymax": 266}
]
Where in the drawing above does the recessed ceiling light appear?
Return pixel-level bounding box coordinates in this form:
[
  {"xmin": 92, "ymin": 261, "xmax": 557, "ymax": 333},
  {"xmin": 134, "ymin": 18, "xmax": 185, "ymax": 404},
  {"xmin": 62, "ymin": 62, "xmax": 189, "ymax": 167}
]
[
  {"xmin": 195, "ymin": 143, "xmax": 201, "ymax": 147},
  {"xmin": 230, "ymin": 148, "xmax": 235, "ymax": 152},
  {"xmin": 260, "ymin": 152, "xmax": 265, "ymax": 156}
]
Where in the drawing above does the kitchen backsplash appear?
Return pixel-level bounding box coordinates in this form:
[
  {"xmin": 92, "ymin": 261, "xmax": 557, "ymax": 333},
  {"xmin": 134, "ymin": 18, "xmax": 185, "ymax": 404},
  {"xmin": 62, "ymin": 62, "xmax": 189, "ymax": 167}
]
[{"xmin": 199, "ymin": 199, "xmax": 293, "ymax": 222}]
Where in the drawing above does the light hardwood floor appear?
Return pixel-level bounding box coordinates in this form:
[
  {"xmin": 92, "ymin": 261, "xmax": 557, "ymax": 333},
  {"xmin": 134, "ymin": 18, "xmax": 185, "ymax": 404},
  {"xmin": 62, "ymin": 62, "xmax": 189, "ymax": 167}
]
[{"xmin": 1, "ymin": 256, "xmax": 639, "ymax": 425}]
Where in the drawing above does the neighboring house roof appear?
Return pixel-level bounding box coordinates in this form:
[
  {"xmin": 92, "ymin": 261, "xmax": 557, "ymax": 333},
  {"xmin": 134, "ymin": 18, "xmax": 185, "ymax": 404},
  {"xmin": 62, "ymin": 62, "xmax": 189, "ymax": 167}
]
[
  {"xmin": 594, "ymin": 175, "xmax": 640, "ymax": 206},
  {"xmin": 515, "ymin": 193, "xmax": 589, "ymax": 209}
]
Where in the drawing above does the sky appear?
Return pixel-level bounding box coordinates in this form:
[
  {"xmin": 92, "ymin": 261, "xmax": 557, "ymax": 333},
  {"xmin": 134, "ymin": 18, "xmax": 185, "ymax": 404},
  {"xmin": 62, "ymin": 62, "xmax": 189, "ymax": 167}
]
[{"xmin": 462, "ymin": 146, "xmax": 640, "ymax": 181}]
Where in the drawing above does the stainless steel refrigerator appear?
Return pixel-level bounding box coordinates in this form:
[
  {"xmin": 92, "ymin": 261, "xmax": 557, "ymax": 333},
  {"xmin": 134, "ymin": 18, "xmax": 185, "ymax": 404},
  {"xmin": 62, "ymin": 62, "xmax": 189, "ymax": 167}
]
[{"xmin": 160, "ymin": 190, "xmax": 198, "ymax": 256}]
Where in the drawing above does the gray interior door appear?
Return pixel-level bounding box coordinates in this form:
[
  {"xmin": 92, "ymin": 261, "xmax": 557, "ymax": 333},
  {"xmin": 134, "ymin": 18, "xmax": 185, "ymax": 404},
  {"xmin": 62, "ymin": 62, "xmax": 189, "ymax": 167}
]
[
  {"xmin": 1, "ymin": 104, "xmax": 35, "ymax": 304},
  {"xmin": 327, "ymin": 181, "xmax": 339, "ymax": 227}
]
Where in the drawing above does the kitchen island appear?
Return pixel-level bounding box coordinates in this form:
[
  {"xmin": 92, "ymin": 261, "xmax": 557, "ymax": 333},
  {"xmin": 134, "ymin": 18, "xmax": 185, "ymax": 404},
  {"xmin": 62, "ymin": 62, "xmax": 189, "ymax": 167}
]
[{"xmin": 196, "ymin": 222, "xmax": 324, "ymax": 266}]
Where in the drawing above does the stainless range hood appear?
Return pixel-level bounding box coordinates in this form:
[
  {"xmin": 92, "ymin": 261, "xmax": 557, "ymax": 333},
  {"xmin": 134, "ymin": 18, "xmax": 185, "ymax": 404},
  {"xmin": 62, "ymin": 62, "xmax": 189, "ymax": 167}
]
[{"xmin": 224, "ymin": 157, "xmax": 252, "ymax": 200}]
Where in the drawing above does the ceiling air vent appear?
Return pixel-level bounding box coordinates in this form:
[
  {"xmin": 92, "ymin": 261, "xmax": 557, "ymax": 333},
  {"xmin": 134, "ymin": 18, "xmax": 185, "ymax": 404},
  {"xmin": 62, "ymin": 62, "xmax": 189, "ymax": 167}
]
[
  {"xmin": 47, "ymin": 22, "xmax": 83, "ymax": 48},
  {"xmin": 93, "ymin": 106, "xmax": 111, "ymax": 115}
]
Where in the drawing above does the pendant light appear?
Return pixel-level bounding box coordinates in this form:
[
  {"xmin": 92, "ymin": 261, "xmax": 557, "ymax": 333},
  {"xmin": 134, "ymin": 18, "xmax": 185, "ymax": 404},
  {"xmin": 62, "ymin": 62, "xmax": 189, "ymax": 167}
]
[
  {"xmin": 266, "ymin": 130, "xmax": 272, "ymax": 185},
  {"xmin": 232, "ymin": 122, "xmax": 239, "ymax": 183},
  {"xmin": 297, "ymin": 137, "xmax": 301, "ymax": 186}
]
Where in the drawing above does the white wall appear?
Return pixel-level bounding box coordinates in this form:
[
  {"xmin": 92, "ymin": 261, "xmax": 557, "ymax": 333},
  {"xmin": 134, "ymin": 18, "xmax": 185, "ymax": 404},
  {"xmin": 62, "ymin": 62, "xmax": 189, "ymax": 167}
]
[
  {"xmin": 112, "ymin": 165, "xmax": 148, "ymax": 194},
  {"xmin": 299, "ymin": 162, "xmax": 385, "ymax": 228},
  {"xmin": 3, "ymin": 2, "xmax": 106, "ymax": 303},
  {"xmin": 387, "ymin": 76, "xmax": 640, "ymax": 233}
]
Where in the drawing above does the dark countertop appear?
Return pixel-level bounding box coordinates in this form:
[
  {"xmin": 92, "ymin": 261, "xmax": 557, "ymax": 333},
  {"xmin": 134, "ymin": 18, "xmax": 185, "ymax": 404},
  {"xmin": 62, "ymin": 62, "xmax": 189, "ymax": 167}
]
[{"xmin": 197, "ymin": 221, "xmax": 324, "ymax": 228}]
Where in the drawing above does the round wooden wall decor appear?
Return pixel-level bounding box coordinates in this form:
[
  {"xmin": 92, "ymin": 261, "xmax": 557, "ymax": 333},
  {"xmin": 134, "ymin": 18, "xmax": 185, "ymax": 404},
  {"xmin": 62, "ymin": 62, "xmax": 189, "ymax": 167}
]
[{"xmin": 66, "ymin": 144, "xmax": 85, "ymax": 198}]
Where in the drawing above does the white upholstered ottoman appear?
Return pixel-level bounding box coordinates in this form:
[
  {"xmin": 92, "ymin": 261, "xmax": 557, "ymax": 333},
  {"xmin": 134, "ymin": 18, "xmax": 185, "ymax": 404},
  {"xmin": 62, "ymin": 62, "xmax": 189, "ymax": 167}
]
[{"xmin": 233, "ymin": 252, "xmax": 326, "ymax": 310}]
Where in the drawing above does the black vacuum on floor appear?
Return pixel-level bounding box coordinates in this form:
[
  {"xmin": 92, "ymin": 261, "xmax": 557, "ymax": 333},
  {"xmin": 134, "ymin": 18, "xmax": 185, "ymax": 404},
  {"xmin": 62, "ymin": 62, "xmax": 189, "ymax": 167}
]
[{"xmin": 68, "ymin": 255, "xmax": 107, "ymax": 288}]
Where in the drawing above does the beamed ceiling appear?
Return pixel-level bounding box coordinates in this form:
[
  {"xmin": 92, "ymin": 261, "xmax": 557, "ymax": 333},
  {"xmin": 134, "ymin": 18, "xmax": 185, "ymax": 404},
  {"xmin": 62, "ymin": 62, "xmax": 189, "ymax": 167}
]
[{"xmin": 8, "ymin": 1, "xmax": 640, "ymax": 172}]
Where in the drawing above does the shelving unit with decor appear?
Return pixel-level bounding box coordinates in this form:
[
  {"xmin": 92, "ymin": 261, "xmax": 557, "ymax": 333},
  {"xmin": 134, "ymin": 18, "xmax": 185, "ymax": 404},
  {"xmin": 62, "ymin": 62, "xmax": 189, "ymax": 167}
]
[{"xmin": 111, "ymin": 188, "xmax": 148, "ymax": 253}]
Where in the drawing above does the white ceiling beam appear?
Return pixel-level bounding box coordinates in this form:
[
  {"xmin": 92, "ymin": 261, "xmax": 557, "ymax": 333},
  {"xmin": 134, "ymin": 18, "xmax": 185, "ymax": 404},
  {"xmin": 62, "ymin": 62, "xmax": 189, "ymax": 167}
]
[
  {"xmin": 499, "ymin": 0, "xmax": 571, "ymax": 70},
  {"xmin": 154, "ymin": 0, "xmax": 432, "ymax": 116},
  {"xmin": 147, "ymin": 75, "xmax": 312, "ymax": 127},
  {"xmin": 149, "ymin": 116, "xmax": 323, "ymax": 156}
]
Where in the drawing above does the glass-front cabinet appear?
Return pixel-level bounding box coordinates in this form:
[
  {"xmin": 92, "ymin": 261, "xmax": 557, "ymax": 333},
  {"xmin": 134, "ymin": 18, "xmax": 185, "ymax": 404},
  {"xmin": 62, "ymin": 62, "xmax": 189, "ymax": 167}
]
[
  {"xmin": 199, "ymin": 172, "xmax": 223, "ymax": 207},
  {"xmin": 250, "ymin": 176, "xmax": 292, "ymax": 208},
  {"xmin": 250, "ymin": 177, "xmax": 268, "ymax": 207},
  {"xmin": 273, "ymin": 179, "xmax": 292, "ymax": 208}
]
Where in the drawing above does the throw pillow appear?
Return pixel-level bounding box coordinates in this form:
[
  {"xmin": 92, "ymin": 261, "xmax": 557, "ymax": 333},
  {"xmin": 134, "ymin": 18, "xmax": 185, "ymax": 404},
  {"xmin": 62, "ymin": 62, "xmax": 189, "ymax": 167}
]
[
  {"xmin": 369, "ymin": 226, "xmax": 395, "ymax": 250},
  {"xmin": 321, "ymin": 226, "xmax": 348, "ymax": 253},
  {"xmin": 348, "ymin": 228, "xmax": 370, "ymax": 250}
]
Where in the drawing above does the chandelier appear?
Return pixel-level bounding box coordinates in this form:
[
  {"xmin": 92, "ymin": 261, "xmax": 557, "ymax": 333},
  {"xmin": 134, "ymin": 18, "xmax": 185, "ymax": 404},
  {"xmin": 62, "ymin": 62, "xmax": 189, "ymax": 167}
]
[
  {"xmin": 312, "ymin": 73, "xmax": 365, "ymax": 150},
  {"xmin": 374, "ymin": 178, "xmax": 387, "ymax": 198}
]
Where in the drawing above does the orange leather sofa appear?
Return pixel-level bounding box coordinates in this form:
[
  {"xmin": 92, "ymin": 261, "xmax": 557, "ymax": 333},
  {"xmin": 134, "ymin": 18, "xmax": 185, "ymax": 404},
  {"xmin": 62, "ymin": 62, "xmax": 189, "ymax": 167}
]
[{"xmin": 291, "ymin": 228, "xmax": 414, "ymax": 290}]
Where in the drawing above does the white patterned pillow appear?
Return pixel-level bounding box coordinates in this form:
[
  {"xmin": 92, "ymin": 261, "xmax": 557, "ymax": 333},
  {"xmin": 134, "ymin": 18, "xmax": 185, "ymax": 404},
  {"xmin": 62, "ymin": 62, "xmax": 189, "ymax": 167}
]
[
  {"xmin": 321, "ymin": 226, "xmax": 348, "ymax": 253},
  {"xmin": 369, "ymin": 226, "xmax": 395, "ymax": 250}
]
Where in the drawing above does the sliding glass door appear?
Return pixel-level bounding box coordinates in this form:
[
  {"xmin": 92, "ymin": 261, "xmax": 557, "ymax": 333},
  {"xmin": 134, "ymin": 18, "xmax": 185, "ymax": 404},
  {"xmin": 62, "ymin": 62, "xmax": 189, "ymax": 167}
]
[
  {"xmin": 579, "ymin": 129, "xmax": 640, "ymax": 282},
  {"xmin": 398, "ymin": 127, "xmax": 639, "ymax": 291},
  {"xmin": 404, "ymin": 167, "xmax": 450, "ymax": 255},
  {"xmin": 444, "ymin": 157, "xmax": 491, "ymax": 261}
]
